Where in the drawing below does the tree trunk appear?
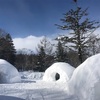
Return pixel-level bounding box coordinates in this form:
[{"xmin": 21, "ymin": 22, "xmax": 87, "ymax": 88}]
[{"xmin": 78, "ymin": 47, "xmax": 83, "ymax": 63}]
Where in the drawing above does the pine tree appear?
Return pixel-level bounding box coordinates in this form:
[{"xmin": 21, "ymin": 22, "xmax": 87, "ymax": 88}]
[
  {"xmin": 5, "ymin": 34, "xmax": 16, "ymax": 65},
  {"xmin": 0, "ymin": 29, "xmax": 16, "ymax": 65},
  {"xmin": 36, "ymin": 37, "xmax": 54, "ymax": 71},
  {"xmin": 37, "ymin": 46, "xmax": 46, "ymax": 71},
  {"xmin": 86, "ymin": 34, "xmax": 100, "ymax": 56},
  {"xmin": 55, "ymin": 40, "xmax": 69, "ymax": 62},
  {"xmin": 56, "ymin": 7, "xmax": 100, "ymax": 63}
]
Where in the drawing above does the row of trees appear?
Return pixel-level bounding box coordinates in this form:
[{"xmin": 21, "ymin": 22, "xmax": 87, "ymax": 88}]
[
  {"xmin": 15, "ymin": 37, "xmax": 55, "ymax": 71},
  {"xmin": 15, "ymin": 35, "xmax": 100, "ymax": 71},
  {"xmin": 15, "ymin": 37, "xmax": 70, "ymax": 71},
  {"xmin": 0, "ymin": 28, "xmax": 100, "ymax": 71}
]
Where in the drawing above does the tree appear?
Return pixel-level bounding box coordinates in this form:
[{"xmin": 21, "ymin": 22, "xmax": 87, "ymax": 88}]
[
  {"xmin": 15, "ymin": 49, "xmax": 37, "ymax": 71},
  {"xmin": 15, "ymin": 53, "xmax": 26, "ymax": 71},
  {"xmin": 55, "ymin": 38, "xmax": 69, "ymax": 62},
  {"xmin": 56, "ymin": 6, "xmax": 100, "ymax": 63},
  {"xmin": 36, "ymin": 37, "xmax": 54, "ymax": 71},
  {"xmin": 37, "ymin": 36, "xmax": 53, "ymax": 55},
  {"xmin": 87, "ymin": 34, "xmax": 100, "ymax": 56},
  {"xmin": 37, "ymin": 46, "xmax": 46, "ymax": 71},
  {"xmin": 5, "ymin": 34, "xmax": 16, "ymax": 65},
  {"xmin": 0, "ymin": 29, "xmax": 16, "ymax": 65}
]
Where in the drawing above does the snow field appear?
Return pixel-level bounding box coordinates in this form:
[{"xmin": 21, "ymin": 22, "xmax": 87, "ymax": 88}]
[
  {"xmin": 0, "ymin": 75, "xmax": 72, "ymax": 100},
  {"xmin": 1, "ymin": 54, "xmax": 100, "ymax": 100}
]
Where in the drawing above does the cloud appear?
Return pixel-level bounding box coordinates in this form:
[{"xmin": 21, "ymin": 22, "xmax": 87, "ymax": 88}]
[
  {"xmin": 13, "ymin": 35, "xmax": 45, "ymax": 52},
  {"xmin": 13, "ymin": 35, "xmax": 57, "ymax": 53}
]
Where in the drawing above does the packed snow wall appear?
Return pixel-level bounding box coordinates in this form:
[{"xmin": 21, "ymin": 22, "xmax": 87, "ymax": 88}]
[
  {"xmin": 43, "ymin": 62, "xmax": 75, "ymax": 82},
  {"xmin": 69, "ymin": 54, "xmax": 100, "ymax": 100},
  {"xmin": 0, "ymin": 59, "xmax": 21, "ymax": 83}
]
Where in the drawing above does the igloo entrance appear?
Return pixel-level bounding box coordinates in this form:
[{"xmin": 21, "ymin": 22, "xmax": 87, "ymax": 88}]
[{"xmin": 55, "ymin": 73, "xmax": 60, "ymax": 81}]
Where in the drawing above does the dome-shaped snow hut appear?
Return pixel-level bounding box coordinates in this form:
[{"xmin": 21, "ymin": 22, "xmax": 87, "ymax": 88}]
[
  {"xmin": 69, "ymin": 53, "xmax": 100, "ymax": 100},
  {"xmin": 0, "ymin": 59, "xmax": 21, "ymax": 83},
  {"xmin": 43, "ymin": 62, "xmax": 75, "ymax": 82}
]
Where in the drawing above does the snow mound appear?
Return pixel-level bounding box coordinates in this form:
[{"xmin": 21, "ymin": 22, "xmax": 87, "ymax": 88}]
[
  {"xmin": 0, "ymin": 59, "xmax": 21, "ymax": 83},
  {"xmin": 69, "ymin": 54, "xmax": 100, "ymax": 100},
  {"xmin": 43, "ymin": 62, "xmax": 75, "ymax": 82}
]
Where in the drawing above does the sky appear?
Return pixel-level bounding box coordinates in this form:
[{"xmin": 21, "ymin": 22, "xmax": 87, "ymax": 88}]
[{"xmin": 0, "ymin": 0, "xmax": 100, "ymax": 51}]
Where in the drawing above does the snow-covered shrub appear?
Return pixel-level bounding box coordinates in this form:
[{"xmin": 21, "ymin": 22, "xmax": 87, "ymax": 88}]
[
  {"xmin": 0, "ymin": 59, "xmax": 21, "ymax": 83},
  {"xmin": 69, "ymin": 54, "xmax": 100, "ymax": 100},
  {"xmin": 43, "ymin": 62, "xmax": 75, "ymax": 82}
]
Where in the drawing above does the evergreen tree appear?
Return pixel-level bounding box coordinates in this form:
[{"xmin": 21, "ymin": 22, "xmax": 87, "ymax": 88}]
[
  {"xmin": 86, "ymin": 34, "xmax": 100, "ymax": 56},
  {"xmin": 37, "ymin": 46, "xmax": 46, "ymax": 71},
  {"xmin": 15, "ymin": 53, "xmax": 25, "ymax": 71},
  {"xmin": 56, "ymin": 6, "xmax": 100, "ymax": 63},
  {"xmin": 0, "ymin": 29, "xmax": 16, "ymax": 65},
  {"xmin": 55, "ymin": 40, "xmax": 69, "ymax": 62},
  {"xmin": 5, "ymin": 34, "xmax": 16, "ymax": 65},
  {"xmin": 36, "ymin": 37, "xmax": 54, "ymax": 71}
]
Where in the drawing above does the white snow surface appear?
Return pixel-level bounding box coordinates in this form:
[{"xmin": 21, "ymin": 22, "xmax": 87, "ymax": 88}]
[
  {"xmin": 0, "ymin": 71, "xmax": 77, "ymax": 100},
  {"xmin": 69, "ymin": 54, "xmax": 100, "ymax": 100},
  {"xmin": 0, "ymin": 59, "xmax": 21, "ymax": 83},
  {"xmin": 43, "ymin": 62, "xmax": 75, "ymax": 82},
  {"xmin": 1, "ymin": 54, "xmax": 100, "ymax": 100}
]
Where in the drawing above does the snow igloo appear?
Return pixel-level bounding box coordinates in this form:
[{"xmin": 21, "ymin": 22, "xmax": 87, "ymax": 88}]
[
  {"xmin": 0, "ymin": 59, "xmax": 21, "ymax": 83},
  {"xmin": 69, "ymin": 54, "xmax": 100, "ymax": 100},
  {"xmin": 43, "ymin": 62, "xmax": 75, "ymax": 82}
]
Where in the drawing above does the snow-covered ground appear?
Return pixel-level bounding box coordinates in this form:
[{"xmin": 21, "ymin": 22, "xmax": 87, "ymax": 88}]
[
  {"xmin": 1, "ymin": 54, "xmax": 100, "ymax": 100},
  {"xmin": 0, "ymin": 61, "xmax": 75, "ymax": 100},
  {"xmin": 0, "ymin": 71, "xmax": 75, "ymax": 100}
]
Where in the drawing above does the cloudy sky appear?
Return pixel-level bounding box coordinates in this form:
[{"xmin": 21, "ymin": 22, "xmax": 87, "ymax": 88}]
[{"xmin": 0, "ymin": 0, "xmax": 100, "ymax": 51}]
